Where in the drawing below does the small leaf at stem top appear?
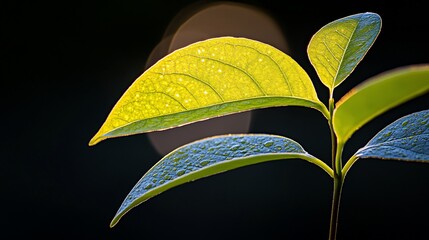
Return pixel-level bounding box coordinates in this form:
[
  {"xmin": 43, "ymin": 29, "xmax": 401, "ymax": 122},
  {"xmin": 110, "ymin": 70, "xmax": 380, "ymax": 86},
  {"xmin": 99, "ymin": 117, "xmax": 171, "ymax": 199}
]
[{"xmin": 308, "ymin": 12, "xmax": 381, "ymax": 92}]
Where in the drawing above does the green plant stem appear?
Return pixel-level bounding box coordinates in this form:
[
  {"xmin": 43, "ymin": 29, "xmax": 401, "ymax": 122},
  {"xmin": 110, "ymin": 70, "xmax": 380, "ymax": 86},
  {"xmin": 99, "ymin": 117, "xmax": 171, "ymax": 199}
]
[
  {"xmin": 329, "ymin": 176, "xmax": 343, "ymax": 240},
  {"xmin": 328, "ymin": 97, "xmax": 344, "ymax": 240},
  {"xmin": 329, "ymin": 98, "xmax": 336, "ymax": 168},
  {"xmin": 329, "ymin": 143, "xmax": 344, "ymax": 240}
]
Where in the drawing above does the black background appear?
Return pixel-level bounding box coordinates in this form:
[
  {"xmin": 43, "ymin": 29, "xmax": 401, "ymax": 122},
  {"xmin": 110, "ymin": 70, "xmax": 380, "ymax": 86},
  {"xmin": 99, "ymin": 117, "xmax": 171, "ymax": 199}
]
[{"xmin": 2, "ymin": 0, "xmax": 429, "ymax": 239}]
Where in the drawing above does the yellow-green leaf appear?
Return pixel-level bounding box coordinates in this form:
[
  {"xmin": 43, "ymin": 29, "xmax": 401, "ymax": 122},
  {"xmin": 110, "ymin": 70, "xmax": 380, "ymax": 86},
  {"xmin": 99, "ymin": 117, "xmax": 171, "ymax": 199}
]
[
  {"xmin": 333, "ymin": 64, "xmax": 429, "ymax": 143},
  {"xmin": 89, "ymin": 37, "xmax": 328, "ymax": 146},
  {"xmin": 307, "ymin": 12, "xmax": 381, "ymax": 91}
]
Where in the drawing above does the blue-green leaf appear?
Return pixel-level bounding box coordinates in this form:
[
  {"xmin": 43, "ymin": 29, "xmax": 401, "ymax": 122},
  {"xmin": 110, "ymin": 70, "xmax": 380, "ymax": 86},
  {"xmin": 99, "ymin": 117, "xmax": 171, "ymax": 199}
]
[
  {"xmin": 355, "ymin": 109, "xmax": 429, "ymax": 161},
  {"xmin": 110, "ymin": 134, "xmax": 332, "ymax": 227}
]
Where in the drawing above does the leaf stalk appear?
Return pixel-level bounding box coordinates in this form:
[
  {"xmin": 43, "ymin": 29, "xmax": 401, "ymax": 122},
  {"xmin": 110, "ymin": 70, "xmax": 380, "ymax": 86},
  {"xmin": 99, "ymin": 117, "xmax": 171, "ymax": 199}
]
[{"xmin": 328, "ymin": 97, "xmax": 344, "ymax": 240}]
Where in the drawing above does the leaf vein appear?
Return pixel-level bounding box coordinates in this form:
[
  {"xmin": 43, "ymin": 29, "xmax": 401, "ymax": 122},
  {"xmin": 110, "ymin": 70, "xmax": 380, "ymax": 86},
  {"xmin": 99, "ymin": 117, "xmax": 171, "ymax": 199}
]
[
  {"xmin": 154, "ymin": 72, "xmax": 225, "ymax": 101},
  {"xmin": 334, "ymin": 29, "xmax": 350, "ymax": 40},
  {"xmin": 223, "ymin": 42, "xmax": 293, "ymax": 95},
  {"xmin": 314, "ymin": 55, "xmax": 336, "ymax": 78},
  {"xmin": 145, "ymin": 91, "xmax": 188, "ymax": 110},
  {"xmin": 187, "ymin": 54, "xmax": 267, "ymax": 96},
  {"xmin": 322, "ymin": 39, "xmax": 340, "ymax": 63}
]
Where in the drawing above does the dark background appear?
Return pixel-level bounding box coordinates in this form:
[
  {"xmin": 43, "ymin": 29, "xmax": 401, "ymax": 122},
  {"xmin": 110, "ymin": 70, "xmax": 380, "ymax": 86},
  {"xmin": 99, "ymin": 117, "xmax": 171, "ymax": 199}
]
[{"xmin": 2, "ymin": 0, "xmax": 429, "ymax": 239}]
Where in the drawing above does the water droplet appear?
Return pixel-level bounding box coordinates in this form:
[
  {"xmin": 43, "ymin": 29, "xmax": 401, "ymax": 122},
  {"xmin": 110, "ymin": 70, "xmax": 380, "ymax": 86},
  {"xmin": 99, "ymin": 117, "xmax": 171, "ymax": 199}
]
[
  {"xmin": 203, "ymin": 90, "xmax": 208, "ymax": 95},
  {"xmin": 144, "ymin": 184, "xmax": 153, "ymax": 190},
  {"xmin": 218, "ymin": 69, "xmax": 222, "ymax": 73},
  {"xmin": 258, "ymin": 58, "xmax": 263, "ymax": 62},
  {"xmin": 402, "ymin": 120, "xmax": 409, "ymax": 127},
  {"xmin": 177, "ymin": 150, "xmax": 185, "ymax": 155},
  {"xmin": 176, "ymin": 169, "xmax": 185, "ymax": 176},
  {"xmin": 383, "ymin": 131, "xmax": 392, "ymax": 138},
  {"xmin": 264, "ymin": 141, "xmax": 274, "ymax": 147},
  {"xmin": 230, "ymin": 145, "xmax": 240, "ymax": 151},
  {"xmin": 201, "ymin": 59, "xmax": 205, "ymax": 62},
  {"xmin": 200, "ymin": 160, "xmax": 210, "ymax": 166}
]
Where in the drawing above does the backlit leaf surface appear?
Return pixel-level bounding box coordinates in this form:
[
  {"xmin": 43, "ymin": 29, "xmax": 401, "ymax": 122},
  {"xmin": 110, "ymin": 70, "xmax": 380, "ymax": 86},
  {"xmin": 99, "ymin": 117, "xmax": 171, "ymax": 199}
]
[
  {"xmin": 308, "ymin": 12, "xmax": 381, "ymax": 91},
  {"xmin": 334, "ymin": 65, "xmax": 429, "ymax": 143},
  {"xmin": 90, "ymin": 37, "xmax": 327, "ymax": 145}
]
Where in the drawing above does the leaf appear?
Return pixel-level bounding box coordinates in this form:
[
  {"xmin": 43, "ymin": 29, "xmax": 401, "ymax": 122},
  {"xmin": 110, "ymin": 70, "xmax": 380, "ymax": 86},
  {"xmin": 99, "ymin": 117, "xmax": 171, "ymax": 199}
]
[
  {"xmin": 89, "ymin": 37, "xmax": 328, "ymax": 146},
  {"xmin": 333, "ymin": 64, "xmax": 429, "ymax": 143},
  {"xmin": 307, "ymin": 12, "xmax": 381, "ymax": 91},
  {"xmin": 355, "ymin": 109, "xmax": 429, "ymax": 161},
  {"xmin": 110, "ymin": 134, "xmax": 332, "ymax": 227}
]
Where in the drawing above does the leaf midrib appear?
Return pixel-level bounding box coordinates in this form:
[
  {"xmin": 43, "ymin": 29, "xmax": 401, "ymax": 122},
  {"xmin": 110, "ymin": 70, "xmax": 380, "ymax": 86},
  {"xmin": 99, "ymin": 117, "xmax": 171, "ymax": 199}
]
[
  {"xmin": 106, "ymin": 95, "xmax": 325, "ymax": 134},
  {"xmin": 358, "ymin": 133, "xmax": 429, "ymax": 152},
  {"xmin": 330, "ymin": 14, "xmax": 363, "ymax": 90}
]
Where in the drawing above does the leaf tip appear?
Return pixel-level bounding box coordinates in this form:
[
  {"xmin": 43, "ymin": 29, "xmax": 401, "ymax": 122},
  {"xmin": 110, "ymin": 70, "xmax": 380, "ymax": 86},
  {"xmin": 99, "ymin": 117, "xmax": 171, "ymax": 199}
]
[
  {"xmin": 365, "ymin": 11, "xmax": 382, "ymax": 26},
  {"xmin": 88, "ymin": 133, "xmax": 104, "ymax": 146},
  {"xmin": 363, "ymin": 11, "xmax": 380, "ymax": 17},
  {"xmin": 110, "ymin": 212, "xmax": 125, "ymax": 228},
  {"xmin": 109, "ymin": 218, "xmax": 118, "ymax": 228}
]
